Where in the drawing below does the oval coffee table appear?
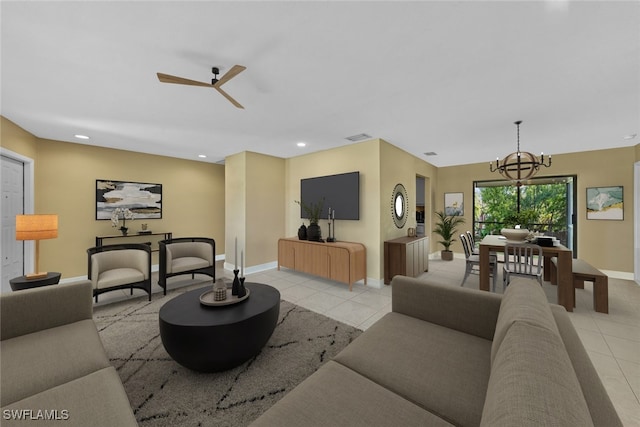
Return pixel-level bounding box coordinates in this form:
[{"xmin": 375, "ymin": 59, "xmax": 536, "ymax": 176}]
[{"xmin": 159, "ymin": 282, "xmax": 280, "ymax": 372}]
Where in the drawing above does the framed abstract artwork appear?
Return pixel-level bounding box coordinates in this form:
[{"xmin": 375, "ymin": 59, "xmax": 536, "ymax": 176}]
[
  {"xmin": 444, "ymin": 192, "xmax": 464, "ymax": 216},
  {"xmin": 96, "ymin": 179, "xmax": 162, "ymax": 220},
  {"xmin": 586, "ymin": 186, "xmax": 623, "ymax": 220}
]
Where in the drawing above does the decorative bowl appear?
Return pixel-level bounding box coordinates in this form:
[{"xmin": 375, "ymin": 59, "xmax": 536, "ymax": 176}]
[{"xmin": 500, "ymin": 228, "xmax": 530, "ymax": 241}]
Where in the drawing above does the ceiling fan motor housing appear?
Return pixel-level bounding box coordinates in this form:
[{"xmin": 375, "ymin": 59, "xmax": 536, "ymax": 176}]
[{"xmin": 211, "ymin": 67, "xmax": 220, "ymax": 84}]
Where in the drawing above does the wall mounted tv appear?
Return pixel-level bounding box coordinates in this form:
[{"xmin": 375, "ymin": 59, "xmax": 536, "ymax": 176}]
[{"xmin": 300, "ymin": 171, "xmax": 360, "ymax": 220}]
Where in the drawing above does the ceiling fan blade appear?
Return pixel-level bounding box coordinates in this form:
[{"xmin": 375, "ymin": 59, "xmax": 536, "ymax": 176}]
[
  {"xmin": 215, "ymin": 86, "xmax": 244, "ymax": 109},
  {"xmin": 157, "ymin": 73, "xmax": 213, "ymax": 88},
  {"xmin": 214, "ymin": 65, "xmax": 246, "ymax": 87}
]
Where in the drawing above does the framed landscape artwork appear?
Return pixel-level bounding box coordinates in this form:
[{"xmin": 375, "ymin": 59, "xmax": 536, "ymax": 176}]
[
  {"xmin": 444, "ymin": 192, "xmax": 464, "ymax": 216},
  {"xmin": 586, "ymin": 186, "xmax": 623, "ymax": 220},
  {"xmin": 96, "ymin": 179, "xmax": 162, "ymax": 220}
]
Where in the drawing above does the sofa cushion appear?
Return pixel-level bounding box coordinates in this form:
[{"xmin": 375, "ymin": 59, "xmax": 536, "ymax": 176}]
[
  {"xmin": 0, "ymin": 320, "xmax": 111, "ymax": 406},
  {"xmin": 172, "ymin": 256, "xmax": 210, "ymax": 274},
  {"xmin": 491, "ymin": 278, "xmax": 559, "ymax": 364},
  {"xmin": 334, "ymin": 312, "xmax": 492, "ymax": 427},
  {"xmin": 1, "ymin": 367, "xmax": 137, "ymax": 427},
  {"xmin": 481, "ymin": 321, "xmax": 594, "ymax": 427},
  {"xmin": 250, "ymin": 360, "xmax": 454, "ymax": 427},
  {"xmin": 97, "ymin": 268, "xmax": 145, "ymax": 289}
]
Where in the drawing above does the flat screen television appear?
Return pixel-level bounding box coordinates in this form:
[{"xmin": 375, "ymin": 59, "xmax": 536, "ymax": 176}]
[{"xmin": 300, "ymin": 171, "xmax": 360, "ymax": 220}]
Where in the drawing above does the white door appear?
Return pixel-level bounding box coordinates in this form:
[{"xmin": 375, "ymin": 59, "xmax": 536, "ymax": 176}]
[{"xmin": 1, "ymin": 155, "xmax": 24, "ymax": 292}]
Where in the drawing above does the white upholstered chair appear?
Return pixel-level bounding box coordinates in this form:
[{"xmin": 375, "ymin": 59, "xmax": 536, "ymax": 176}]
[
  {"xmin": 159, "ymin": 237, "xmax": 215, "ymax": 295},
  {"xmin": 87, "ymin": 243, "xmax": 152, "ymax": 302}
]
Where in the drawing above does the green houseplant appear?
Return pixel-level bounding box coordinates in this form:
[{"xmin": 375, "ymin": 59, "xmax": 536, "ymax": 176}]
[
  {"xmin": 433, "ymin": 210, "xmax": 465, "ymax": 261},
  {"xmin": 295, "ymin": 198, "xmax": 325, "ymax": 241}
]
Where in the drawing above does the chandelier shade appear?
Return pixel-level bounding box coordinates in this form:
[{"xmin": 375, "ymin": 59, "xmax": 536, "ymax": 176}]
[{"xmin": 490, "ymin": 121, "xmax": 551, "ymax": 185}]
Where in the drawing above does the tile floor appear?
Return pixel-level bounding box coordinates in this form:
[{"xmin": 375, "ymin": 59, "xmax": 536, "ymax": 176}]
[{"xmin": 96, "ymin": 258, "xmax": 640, "ymax": 426}]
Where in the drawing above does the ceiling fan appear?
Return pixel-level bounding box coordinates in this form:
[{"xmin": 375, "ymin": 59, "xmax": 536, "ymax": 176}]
[{"xmin": 157, "ymin": 65, "xmax": 246, "ymax": 109}]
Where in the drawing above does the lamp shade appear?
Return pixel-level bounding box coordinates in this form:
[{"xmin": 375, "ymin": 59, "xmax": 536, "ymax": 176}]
[{"xmin": 16, "ymin": 214, "xmax": 58, "ymax": 241}]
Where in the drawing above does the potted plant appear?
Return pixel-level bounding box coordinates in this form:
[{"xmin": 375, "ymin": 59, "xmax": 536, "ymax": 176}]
[
  {"xmin": 295, "ymin": 198, "xmax": 325, "ymax": 241},
  {"xmin": 433, "ymin": 210, "xmax": 465, "ymax": 261}
]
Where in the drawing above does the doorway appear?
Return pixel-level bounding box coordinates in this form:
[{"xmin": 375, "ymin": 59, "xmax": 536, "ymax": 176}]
[{"xmin": 1, "ymin": 149, "xmax": 34, "ymax": 292}]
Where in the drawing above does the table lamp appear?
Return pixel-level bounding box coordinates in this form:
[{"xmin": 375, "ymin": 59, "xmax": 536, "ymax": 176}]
[{"xmin": 15, "ymin": 214, "xmax": 58, "ymax": 279}]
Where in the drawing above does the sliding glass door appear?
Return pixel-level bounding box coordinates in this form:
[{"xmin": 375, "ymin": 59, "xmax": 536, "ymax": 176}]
[{"xmin": 473, "ymin": 176, "xmax": 577, "ymax": 252}]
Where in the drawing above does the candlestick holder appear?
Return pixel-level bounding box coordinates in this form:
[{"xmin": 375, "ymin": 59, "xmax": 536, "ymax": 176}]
[
  {"xmin": 232, "ymin": 269, "xmax": 240, "ymax": 295},
  {"xmin": 237, "ymin": 277, "xmax": 247, "ymax": 298}
]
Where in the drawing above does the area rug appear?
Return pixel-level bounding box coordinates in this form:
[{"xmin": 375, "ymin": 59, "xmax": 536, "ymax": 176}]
[{"xmin": 93, "ymin": 282, "xmax": 362, "ymax": 426}]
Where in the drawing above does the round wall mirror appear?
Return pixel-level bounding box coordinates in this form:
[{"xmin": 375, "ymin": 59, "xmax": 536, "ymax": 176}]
[{"xmin": 391, "ymin": 183, "xmax": 409, "ymax": 228}]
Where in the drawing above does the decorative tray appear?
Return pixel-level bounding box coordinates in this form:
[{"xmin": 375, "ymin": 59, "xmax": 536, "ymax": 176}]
[{"xmin": 200, "ymin": 288, "xmax": 250, "ymax": 306}]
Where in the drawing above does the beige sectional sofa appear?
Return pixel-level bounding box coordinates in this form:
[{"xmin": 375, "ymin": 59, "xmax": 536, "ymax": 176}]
[
  {"xmin": 251, "ymin": 276, "xmax": 621, "ymax": 427},
  {"xmin": 1, "ymin": 281, "xmax": 137, "ymax": 426}
]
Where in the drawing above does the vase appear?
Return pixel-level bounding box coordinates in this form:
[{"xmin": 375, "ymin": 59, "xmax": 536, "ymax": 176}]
[
  {"xmin": 297, "ymin": 224, "xmax": 307, "ymax": 240},
  {"xmin": 119, "ymin": 227, "xmax": 128, "ymax": 236},
  {"xmin": 307, "ymin": 223, "xmax": 321, "ymax": 241}
]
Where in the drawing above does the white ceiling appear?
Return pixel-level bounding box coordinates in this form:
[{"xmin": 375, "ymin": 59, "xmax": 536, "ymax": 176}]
[{"xmin": 2, "ymin": 1, "xmax": 638, "ymax": 167}]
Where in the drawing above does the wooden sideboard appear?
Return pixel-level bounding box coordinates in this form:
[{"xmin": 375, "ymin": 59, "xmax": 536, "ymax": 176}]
[
  {"xmin": 277, "ymin": 238, "xmax": 367, "ymax": 291},
  {"xmin": 383, "ymin": 236, "xmax": 429, "ymax": 284}
]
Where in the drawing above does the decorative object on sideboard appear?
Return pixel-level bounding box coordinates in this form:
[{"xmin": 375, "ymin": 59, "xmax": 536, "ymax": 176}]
[
  {"xmin": 232, "ymin": 237, "xmax": 241, "ymax": 295},
  {"xmin": 111, "ymin": 207, "xmax": 134, "ymax": 235},
  {"xmin": 490, "ymin": 120, "xmax": 551, "ymax": 186},
  {"xmin": 391, "ymin": 183, "xmax": 409, "ymax": 228},
  {"xmin": 326, "ymin": 207, "xmax": 336, "ymax": 242},
  {"xmin": 297, "ymin": 223, "xmax": 307, "ymax": 240},
  {"xmin": 15, "ymin": 214, "xmax": 59, "ymax": 279},
  {"xmin": 433, "ymin": 210, "xmax": 465, "ymax": 261},
  {"xmin": 295, "ymin": 198, "xmax": 324, "ymax": 241}
]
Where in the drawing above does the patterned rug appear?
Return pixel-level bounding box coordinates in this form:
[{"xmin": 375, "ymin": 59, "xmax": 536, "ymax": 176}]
[{"xmin": 93, "ymin": 282, "xmax": 362, "ymax": 426}]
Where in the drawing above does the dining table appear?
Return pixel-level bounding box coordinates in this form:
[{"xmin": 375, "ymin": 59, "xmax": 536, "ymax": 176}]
[{"xmin": 479, "ymin": 235, "xmax": 575, "ymax": 311}]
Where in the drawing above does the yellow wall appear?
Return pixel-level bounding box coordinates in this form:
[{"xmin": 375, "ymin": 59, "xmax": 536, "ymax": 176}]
[
  {"xmin": 284, "ymin": 139, "xmax": 437, "ymax": 281},
  {"xmin": 437, "ymin": 146, "xmax": 636, "ymax": 273},
  {"xmin": 285, "ymin": 139, "xmax": 382, "ymax": 279},
  {"xmin": 226, "ymin": 151, "xmax": 285, "ymax": 271},
  {"xmin": 2, "ymin": 120, "xmax": 225, "ymax": 278},
  {"xmin": 1, "ymin": 117, "xmax": 37, "ymax": 158}
]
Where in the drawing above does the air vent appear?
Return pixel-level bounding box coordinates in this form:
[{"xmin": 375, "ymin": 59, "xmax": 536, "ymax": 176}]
[
  {"xmin": 345, "ymin": 133, "xmax": 372, "ymax": 142},
  {"xmin": 424, "ymin": 152, "xmax": 438, "ymax": 156}
]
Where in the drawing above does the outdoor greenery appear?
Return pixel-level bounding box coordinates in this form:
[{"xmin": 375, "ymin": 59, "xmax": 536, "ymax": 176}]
[
  {"xmin": 474, "ymin": 183, "xmax": 568, "ymax": 238},
  {"xmin": 433, "ymin": 210, "xmax": 466, "ymax": 252}
]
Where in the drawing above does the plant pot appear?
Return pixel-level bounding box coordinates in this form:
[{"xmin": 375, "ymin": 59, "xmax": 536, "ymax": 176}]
[
  {"xmin": 441, "ymin": 250, "xmax": 454, "ymax": 261},
  {"xmin": 307, "ymin": 223, "xmax": 321, "ymax": 241}
]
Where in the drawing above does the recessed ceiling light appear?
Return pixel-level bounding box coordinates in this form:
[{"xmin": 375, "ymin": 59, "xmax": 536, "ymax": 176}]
[
  {"xmin": 297, "ymin": 142, "xmax": 307, "ymax": 147},
  {"xmin": 198, "ymin": 154, "xmax": 207, "ymax": 158},
  {"xmin": 623, "ymin": 133, "xmax": 637, "ymax": 140},
  {"xmin": 74, "ymin": 134, "xmax": 90, "ymax": 140}
]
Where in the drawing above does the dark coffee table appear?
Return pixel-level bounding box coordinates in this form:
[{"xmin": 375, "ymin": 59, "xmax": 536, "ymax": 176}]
[
  {"xmin": 9, "ymin": 272, "xmax": 61, "ymax": 291},
  {"xmin": 159, "ymin": 282, "xmax": 280, "ymax": 372}
]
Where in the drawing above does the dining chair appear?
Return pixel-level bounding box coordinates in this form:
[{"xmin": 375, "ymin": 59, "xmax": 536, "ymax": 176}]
[
  {"xmin": 503, "ymin": 242, "xmax": 543, "ymax": 288},
  {"xmin": 460, "ymin": 233, "xmax": 498, "ymax": 291},
  {"xmin": 466, "ymin": 230, "xmax": 479, "ymax": 255}
]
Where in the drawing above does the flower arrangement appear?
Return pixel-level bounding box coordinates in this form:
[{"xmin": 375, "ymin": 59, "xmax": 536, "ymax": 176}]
[{"xmin": 111, "ymin": 207, "xmax": 134, "ymax": 235}]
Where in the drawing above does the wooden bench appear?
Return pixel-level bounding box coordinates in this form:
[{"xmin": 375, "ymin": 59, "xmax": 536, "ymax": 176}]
[{"xmin": 550, "ymin": 257, "xmax": 608, "ymax": 313}]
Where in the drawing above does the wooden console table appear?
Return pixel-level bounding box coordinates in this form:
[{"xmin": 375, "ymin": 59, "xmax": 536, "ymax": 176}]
[
  {"xmin": 95, "ymin": 231, "xmax": 172, "ymax": 252},
  {"xmin": 383, "ymin": 236, "xmax": 429, "ymax": 284},
  {"xmin": 277, "ymin": 238, "xmax": 366, "ymax": 290}
]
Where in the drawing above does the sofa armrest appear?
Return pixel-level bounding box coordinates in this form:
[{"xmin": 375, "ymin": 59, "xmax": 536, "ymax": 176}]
[
  {"xmin": 1, "ymin": 281, "xmax": 93, "ymax": 341},
  {"xmin": 391, "ymin": 276, "xmax": 502, "ymax": 340}
]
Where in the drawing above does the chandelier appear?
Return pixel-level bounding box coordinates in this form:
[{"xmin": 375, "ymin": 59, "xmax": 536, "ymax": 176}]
[{"xmin": 490, "ymin": 120, "xmax": 551, "ymax": 186}]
